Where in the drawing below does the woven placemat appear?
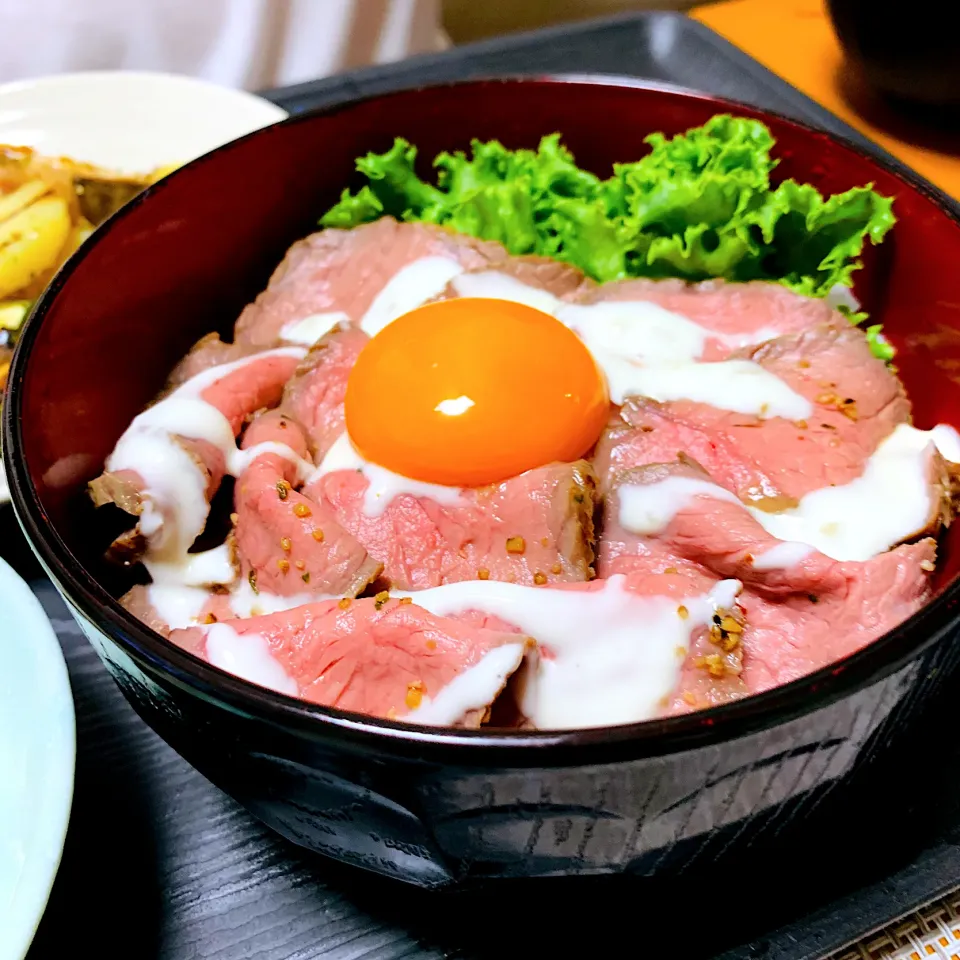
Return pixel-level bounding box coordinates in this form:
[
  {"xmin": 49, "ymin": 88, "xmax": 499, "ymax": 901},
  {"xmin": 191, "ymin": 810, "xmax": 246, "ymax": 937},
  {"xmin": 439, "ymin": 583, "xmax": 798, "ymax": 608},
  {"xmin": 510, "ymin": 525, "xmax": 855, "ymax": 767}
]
[{"xmin": 830, "ymin": 890, "xmax": 960, "ymax": 959}]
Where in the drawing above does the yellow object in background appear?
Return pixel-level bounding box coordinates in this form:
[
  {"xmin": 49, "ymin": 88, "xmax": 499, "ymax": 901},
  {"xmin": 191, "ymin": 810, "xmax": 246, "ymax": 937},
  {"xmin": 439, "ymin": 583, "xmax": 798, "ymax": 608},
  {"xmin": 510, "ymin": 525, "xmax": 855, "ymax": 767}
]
[
  {"xmin": 692, "ymin": 0, "xmax": 960, "ymax": 200},
  {"xmin": 147, "ymin": 162, "xmax": 182, "ymax": 184},
  {"xmin": 0, "ymin": 195, "xmax": 70, "ymax": 299},
  {"xmin": 0, "ymin": 180, "xmax": 49, "ymax": 224},
  {"xmin": 0, "ymin": 300, "xmax": 29, "ymax": 331}
]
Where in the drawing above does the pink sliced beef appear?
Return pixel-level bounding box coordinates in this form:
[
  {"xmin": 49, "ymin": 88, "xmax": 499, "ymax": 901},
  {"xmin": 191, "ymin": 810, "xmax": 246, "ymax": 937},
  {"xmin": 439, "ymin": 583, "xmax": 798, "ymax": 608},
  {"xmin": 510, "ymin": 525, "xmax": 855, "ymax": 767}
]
[
  {"xmin": 446, "ymin": 252, "xmax": 587, "ymax": 301},
  {"xmin": 279, "ymin": 325, "xmax": 368, "ymax": 460},
  {"xmin": 599, "ymin": 538, "xmax": 934, "ymax": 715},
  {"xmin": 665, "ymin": 537, "xmax": 934, "ymax": 711},
  {"xmin": 164, "ymin": 333, "xmax": 242, "ymax": 387},
  {"xmin": 578, "ymin": 278, "xmax": 838, "ymax": 360},
  {"xmin": 97, "ymin": 226, "xmax": 949, "ymax": 729},
  {"xmin": 738, "ymin": 539, "xmax": 936, "ymax": 692},
  {"xmin": 595, "ymin": 321, "xmax": 911, "ymax": 504},
  {"xmin": 306, "ymin": 460, "xmax": 598, "ymax": 590},
  {"xmin": 483, "ymin": 256, "xmax": 585, "ymax": 297},
  {"xmin": 199, "ymin": 352, "xmax": 301, "ymax": 433},
  {"xmin": 90, "ymin": 350, "xmax": 302, "ymax": 562},
  {"xmin": 175, "ymin": 221, "xmax": 586, "ymax": 390},
  {"xmin": 233, "ymin": 218, "xmax": 573, "ymax": 349},
  {"xmin": 170, "ymin": 596, "xmax": 533, "ymax": 726},
  {"xmin": 233, "ymin": 412, "xmax": 381, "ymax": 597},
  {"xmin": 602, "ymin": 458, "xmax": 951, "ymax": 591},
  {"xmin": 162, "ymin": 332, "xmax": 290, "ymax": 388},
  {"xmin": 598, "ymin": 459, "xmax": 938, "ymax": 705},
  {"xmin": 441, "ymin": 566, "xmax": 748, "ymax": 719}
]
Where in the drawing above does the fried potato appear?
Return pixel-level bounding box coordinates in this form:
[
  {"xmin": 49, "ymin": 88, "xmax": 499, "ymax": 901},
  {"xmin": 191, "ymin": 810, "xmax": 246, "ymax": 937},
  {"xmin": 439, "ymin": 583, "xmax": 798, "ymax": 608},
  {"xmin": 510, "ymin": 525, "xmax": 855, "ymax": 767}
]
[
  {"xmin": 0, "ymin": 180, "xmax": 50, "ymax": 223},
  {"xmin": 0, "ymin": 300, "xmax": 29, "ymax": 330},
  {"xmin": 0, "ymin": 195, "xmax": 71, "ymax": 299},
  {"xmin": 0, "ymin": 145, "xmax": 162, "ymax": 306}
]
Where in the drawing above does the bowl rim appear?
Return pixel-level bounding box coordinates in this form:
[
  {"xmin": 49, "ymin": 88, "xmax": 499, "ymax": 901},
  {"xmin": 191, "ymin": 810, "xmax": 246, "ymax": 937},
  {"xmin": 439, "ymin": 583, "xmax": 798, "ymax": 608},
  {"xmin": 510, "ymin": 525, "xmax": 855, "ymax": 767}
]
[
  {"xmin": 8, "ymin": 74, "xmax": 960, "ymax": 767},
  {"xmin": 0, "ymin": 68, "xmax": 290, "ymax": 113},
  {"xmin": 0, "ymin": 68, "xmax": 289, "ymax": 178}
]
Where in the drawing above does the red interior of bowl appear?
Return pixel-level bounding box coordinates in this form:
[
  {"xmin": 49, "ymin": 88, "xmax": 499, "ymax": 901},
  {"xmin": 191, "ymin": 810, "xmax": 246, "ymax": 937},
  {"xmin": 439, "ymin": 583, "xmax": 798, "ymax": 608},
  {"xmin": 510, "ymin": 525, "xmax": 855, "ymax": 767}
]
[{"xmin": 12, "ymin": 77, "xmax": 960, "ymax": 669}]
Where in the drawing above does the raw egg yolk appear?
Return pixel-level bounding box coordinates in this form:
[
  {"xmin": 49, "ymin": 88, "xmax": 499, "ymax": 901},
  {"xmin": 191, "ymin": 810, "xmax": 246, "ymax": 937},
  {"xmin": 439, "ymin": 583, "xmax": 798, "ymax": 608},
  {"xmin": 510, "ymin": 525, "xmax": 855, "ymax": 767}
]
[{"xmin": 344, "ymin": 298, "xmax": 609, "ymax": 487}]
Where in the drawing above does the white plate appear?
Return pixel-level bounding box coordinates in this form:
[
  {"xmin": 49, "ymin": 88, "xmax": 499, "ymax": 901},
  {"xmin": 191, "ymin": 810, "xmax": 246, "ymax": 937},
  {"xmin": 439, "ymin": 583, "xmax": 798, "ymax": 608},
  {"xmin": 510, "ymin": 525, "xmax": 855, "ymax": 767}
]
[
  {"xmin": 0, "ymin": 70, "xmax": 289, "ymax": 174},
  {"xmin": 0, "ymin": 71, "xmax": 289, "ymax": 505},
  {"xmin": 0, "ymin": 558, "xmax": 75, "ymax": 959}
]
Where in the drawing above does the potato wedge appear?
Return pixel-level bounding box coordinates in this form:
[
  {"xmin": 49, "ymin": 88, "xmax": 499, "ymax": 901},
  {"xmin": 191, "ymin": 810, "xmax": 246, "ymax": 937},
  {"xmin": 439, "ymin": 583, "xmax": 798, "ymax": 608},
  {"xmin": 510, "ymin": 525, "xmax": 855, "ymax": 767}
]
[
  {"xmin": 0, "ymin": 196, "xmax": 71, "ymax": 299},
  {"xmin": 0, "ymin": 180, "xmax": 50, "ymax": 224},
  {"xmin": 147, "ymin": 162, "xmax": 181, "ymax": 183},
  {"xmin": 0, "ymin": 299, "xmax": 29, "ymax": 331},
  {"xmin": 62, "ymin": 217, "xmax": 95, "ymax": 259}
]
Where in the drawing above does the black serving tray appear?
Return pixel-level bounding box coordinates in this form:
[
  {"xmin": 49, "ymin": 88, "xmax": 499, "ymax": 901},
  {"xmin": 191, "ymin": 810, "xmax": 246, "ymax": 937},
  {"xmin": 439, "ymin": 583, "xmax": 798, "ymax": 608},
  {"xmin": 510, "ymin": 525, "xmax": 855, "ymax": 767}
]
[{"xmin": 19, "ymin": 12, "xmax": 960, "ymax": 960}]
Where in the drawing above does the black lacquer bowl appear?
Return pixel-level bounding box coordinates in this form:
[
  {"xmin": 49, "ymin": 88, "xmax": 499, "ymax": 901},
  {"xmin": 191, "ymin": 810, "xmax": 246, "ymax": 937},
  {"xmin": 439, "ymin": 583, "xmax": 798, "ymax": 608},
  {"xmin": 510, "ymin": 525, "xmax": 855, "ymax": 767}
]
[
  {"xmin": 827, "ymin": 0, "xmax": 960, "ymax": 109},
  {"xmin": 8, "ymin": 78, "xmax": 960, "ymax": 888}
]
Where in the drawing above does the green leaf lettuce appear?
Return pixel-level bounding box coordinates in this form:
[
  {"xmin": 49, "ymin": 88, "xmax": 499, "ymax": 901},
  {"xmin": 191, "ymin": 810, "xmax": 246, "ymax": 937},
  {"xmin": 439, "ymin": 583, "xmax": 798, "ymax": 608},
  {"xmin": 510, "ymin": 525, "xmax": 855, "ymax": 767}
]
[{"xmin": 320, "ymin": 114, "xmax": 896, "ymax": 358}]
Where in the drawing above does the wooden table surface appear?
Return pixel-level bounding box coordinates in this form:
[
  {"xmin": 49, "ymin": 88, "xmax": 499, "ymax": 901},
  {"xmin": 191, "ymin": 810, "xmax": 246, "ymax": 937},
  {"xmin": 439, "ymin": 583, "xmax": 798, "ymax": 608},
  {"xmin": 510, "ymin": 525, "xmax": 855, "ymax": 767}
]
[{"xmin": 692, "ymin": 0, "xmax": 960, "ymax": 199}]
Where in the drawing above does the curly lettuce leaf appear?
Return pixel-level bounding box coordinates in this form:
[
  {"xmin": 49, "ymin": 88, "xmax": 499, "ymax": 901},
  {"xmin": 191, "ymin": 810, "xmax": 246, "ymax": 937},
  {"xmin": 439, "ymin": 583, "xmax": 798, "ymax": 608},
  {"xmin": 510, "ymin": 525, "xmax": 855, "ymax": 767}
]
[
  {"xmin": 611, "ymin": 118, "xmax": 895, "ymax": 297},
  {"xmin": 738, "ymin": 180, "xmax": 895, "ymax": 295},
  {"xmin": 319, "ymin": 115, "xmax": 897, "ymax": 357}
]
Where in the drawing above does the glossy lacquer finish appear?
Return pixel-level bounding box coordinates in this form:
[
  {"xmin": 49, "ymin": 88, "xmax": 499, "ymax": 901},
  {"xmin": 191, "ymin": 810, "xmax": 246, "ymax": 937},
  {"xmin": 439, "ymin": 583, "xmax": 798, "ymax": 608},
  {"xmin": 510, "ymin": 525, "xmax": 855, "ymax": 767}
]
[{"xmin": 9, "ymin": 79, "xmax": 960, "ymax": 887}]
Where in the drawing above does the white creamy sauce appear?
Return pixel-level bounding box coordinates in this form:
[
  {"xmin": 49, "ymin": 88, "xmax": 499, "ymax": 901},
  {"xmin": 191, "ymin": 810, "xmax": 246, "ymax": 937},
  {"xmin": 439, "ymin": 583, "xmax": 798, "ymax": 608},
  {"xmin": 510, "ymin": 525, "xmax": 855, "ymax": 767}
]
[
  {"xmin": 454, "ymin": 270, "xmax": 778, "ymax": 354},
  {"xmin": 118, "ymin": 260, "xmax": 960, "ymax": 729},
  {"xmin": 750, "ymin": 541, "xmax": 815, "ymax": 571},
  {"xmin": 395, "ymin": 575, "xmax": 741, "ymax": 729},
  {"xmin": 147, "ymin": 584, "xmax": 210, "ymax": 629},
  {"xmin": 138, "ymin": 499, "xmax": 164, "ymax": 537},
  {"xmin": 107, "ymin": 347, "xmax": 306, "ymax": 565},
  {"xmin": 448, "ymin": 271, "xmax": 809, "ymax": 416},
  {"xmin": 930, "ymin": 424, "xmax": 960, "ymax": 464},
  {"xmin": 618, "ymin": 422, "xmax": 956, "ymax": 563},
  {"xmin": 228, "ymin": 441, "xmax": 315, "ymax": 484},
  {"xmin": 110, "ymin": 428, "xmax": 209, "ymax": 559},
  {"xmin": 403, "ymin": 643, "xmax": 528, "ymax": 726},
  {"xmin": 618, "ymin": 476, "xmax": 741, "ymax": 535},
  {"xmin": 311, "ymin": 432, "xmax": 465, "ymax": 517},
  {"xmin": 754, "ymin": 424, "xmax": 942, "ymax": 562},
  {"xmin": 451, "ymin": 270, "xmax": 564, "ymax": 315},
  {"xmin": 147, "ymin": 543, "xmax": 236, "ymax": 588},
  {"xmin": 567, "ymin": 300, "xmax": 707, "ymax": 367},
  {"xmin": 280, "ymin": 311, "xmax": 348, "ymax": 345},
  {"xmin": 227, "ymin": 580, "xmax": 333, "ymax": 620},
  {"xmin": 560, "ymin": 299, "xmax": 780, "ymax": 364},
  {"xmin": 606, "ymin": 359, "xmax": 812, "ymax": 418},
  {"xmin": 204, "ymin": 623, "xmax": 299, "ymax": 696},
  {"xmin": 360, "ymin": 256, "xmax": 464, "ymax": 337},
  {"xmin": 147, "ymin": 578, "xmax": 333, "ymax": 631}
]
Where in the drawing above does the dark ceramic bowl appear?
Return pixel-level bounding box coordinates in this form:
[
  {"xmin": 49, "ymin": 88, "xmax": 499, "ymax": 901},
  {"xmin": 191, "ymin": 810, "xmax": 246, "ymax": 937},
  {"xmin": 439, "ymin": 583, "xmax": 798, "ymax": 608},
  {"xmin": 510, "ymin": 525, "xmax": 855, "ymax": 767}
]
[
  {"xmin": 8, "ymin": 78, "xmax": 960, "ymax": 888},
  {"xmin": 827, "ymin": 0, "xmax": 960, "ymax": 109}
]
